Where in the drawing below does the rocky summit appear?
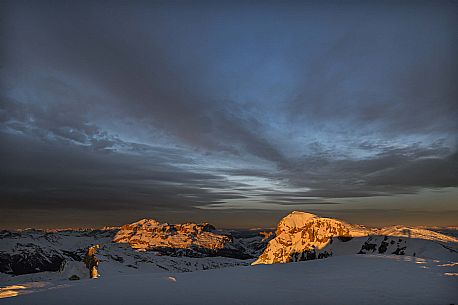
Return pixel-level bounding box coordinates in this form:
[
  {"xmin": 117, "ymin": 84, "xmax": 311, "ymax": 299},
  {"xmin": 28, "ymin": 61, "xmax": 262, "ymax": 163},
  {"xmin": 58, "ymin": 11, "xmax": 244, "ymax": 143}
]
[
  {"xmin": 253, "ymin": 211, "xmax": 458, "ymax": 265},
  {"xmin": 0, "ymin": 220, "xmax": 272, "ymax": 279},
  {"xmin": 113, "ymin": 219, "xmax": 230, "ymax": 254},
  {"xmin": 112, "ymin": 219, "xmax": 272, "ymax": 259},
  {"xmin": 1, "ymin": 212, "xmax": 456, "ymax": 284}
]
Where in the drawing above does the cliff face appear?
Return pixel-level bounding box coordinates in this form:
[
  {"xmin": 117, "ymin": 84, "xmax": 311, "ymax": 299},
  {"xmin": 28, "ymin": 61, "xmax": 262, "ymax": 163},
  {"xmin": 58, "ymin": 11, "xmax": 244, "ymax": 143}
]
[
  {"xmin": 113, "ymin": 219, "xmax": 229, "ymax": 252},
  {"xmin": 253, "ymin": 211, "xmax": 458, "ymax": 265},
  {"xmin": 253, "ymin": 212, "xmax": 370, "ymax": 264},
  {"xmin": 112, "ymin": 219, "xmax": 272, "ymax": 259},
  {"xmin": 0, "ymin": 225, "xmax": 271, "ymax": 279},
  {"xmin": 0, "ymin": 220, "xmax": 273, "ymax": 279}
]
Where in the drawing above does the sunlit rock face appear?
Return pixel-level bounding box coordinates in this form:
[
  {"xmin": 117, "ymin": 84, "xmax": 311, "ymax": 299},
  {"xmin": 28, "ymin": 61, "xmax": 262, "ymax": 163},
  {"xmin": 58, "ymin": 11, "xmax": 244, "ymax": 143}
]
[
  {"xmin": 0, "ymin": 222, "xmax": 272, "ymax": 280},
  {"xmin": 253, "ymin": 211, "xmax": 370, "ymax": 265},
  {"xmin": 113, "ymin": 219, "xmax": 241, "ymax": 257},
  {"xmin": 253, "ymin": 211, "xmax": 458, "ymax": 265}
]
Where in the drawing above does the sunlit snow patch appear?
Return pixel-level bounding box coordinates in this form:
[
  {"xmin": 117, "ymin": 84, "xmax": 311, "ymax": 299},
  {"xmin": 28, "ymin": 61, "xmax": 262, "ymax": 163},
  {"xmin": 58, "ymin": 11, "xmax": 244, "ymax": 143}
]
[
  {"xmin": 166, "ymin": 276, "xmax": 177, "ymax": 282},
  {"xmin": 0, "ymin": 282, "xmax": 48, "ymax": 299}
]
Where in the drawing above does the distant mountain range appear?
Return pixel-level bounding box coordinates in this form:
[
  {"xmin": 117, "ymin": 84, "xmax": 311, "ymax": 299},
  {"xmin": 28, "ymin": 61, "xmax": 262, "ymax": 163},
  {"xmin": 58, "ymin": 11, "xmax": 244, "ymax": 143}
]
[
  {"xmin": 1, "ymin": 212, "xmax": 457, "ymax": 284},
  {"xmin": 0, "ymin": 220, "xmax": 272, "ymax": 280}
]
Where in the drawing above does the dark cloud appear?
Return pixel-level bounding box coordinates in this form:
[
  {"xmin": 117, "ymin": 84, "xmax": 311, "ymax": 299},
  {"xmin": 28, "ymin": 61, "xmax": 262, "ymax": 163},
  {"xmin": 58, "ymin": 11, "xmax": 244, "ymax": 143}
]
[
  {"xmin": 0, "ymin": 131, "xmax": 243, "ymax": 211},
  {"xmin": 281, "ymin": 144, "xmax": 458, "ymax": 198},
  {"xmin": 0, "ymin": 0, "xmax": 457, "ymax": 227},
  {"xmin": 286, "ymin": 4, "xmax": 458, "ymax": 135}
]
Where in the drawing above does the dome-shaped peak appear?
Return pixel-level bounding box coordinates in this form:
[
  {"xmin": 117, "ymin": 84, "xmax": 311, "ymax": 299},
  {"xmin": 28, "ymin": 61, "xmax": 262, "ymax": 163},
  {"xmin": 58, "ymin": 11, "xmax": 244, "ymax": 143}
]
[
  {"xmin": 119, "ymin": 218, "xmax": 160, "ymax": 230},
  {"xmin": 280, "ymin": 211, "xmax": 318, "ymax": 228},
  {"xmin": 134, "ymin": 218, "xmax": 160, "ymax": 225},
  {"xmin": 290, "ymin": 211, "xmax": 318, "ymax": 218}
]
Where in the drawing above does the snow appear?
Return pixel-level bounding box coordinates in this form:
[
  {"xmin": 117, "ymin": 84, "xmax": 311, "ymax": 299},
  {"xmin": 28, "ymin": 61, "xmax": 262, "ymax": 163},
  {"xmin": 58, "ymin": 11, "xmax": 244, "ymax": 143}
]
[
  {"xmin": 0, "ymin": 228, "xmax": 252, "ymax": 284},
  {"xmin": 1, "ymin": 255, "xmax": 456, "ymax": 305},
  {"xmin": 0, "ymin": 221, "xmax": 270, "ymax": 281},
  {"xmin": 1, "ymin": 212, "xmax": 457, "ymax": 304},
  {"xmin": 254, "ymin": 211, "xmax": 458, "ymax": 265},
  {"xmin": 254, "ymin": 212, "xmax": 371, "ymax": 264},
  {"xmin": 378, "ymin": 226, "xmax": 458, "ymax": 243}
]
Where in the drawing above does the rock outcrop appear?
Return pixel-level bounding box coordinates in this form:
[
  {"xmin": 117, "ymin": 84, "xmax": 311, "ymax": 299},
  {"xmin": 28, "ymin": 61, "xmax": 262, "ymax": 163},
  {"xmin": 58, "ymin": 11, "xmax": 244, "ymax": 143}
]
[
  {"xmin": 0, "ymin": 229, "xmax": 114, "ymax": 276},
  {"xmin": 83, "ymin": 245, "xmax": 99, "ymax": 279},
  {"xmin": 0, "ymin": 243, "xmax": 65, "ymax": 275},
  {"xmin": 112, "ymin": 219, "xmax": 271, "ymax": 259},
  {"xmin": 0, "ymin": 221, "xmax": 272, "ymax": 280},
  {"xmin": 113, "ymin": 219, "xmax": 229, "ymax": 252},
  {"xmin": 253, "ymin": 211, "xmax": 458, "ymax": 265},
  {"xmin": 253, "ymin": 211, "xmax": 369, "ymax": 264}
]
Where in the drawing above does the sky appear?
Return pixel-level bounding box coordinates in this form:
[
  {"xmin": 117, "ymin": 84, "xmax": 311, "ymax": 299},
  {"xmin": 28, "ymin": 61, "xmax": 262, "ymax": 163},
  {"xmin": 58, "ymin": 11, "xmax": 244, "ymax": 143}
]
[{"xmin": 1, "ymin": 0, "xmax": 457, "ymax": 229}]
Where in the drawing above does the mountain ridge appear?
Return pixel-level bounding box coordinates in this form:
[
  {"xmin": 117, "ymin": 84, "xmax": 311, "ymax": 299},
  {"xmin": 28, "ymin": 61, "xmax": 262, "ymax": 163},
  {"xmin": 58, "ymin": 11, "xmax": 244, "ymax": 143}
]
[
  {"xmin": 1, "ymin": 212, "xmax": 457, "ymax": 284},
  {"xmin": 253, "ymin": 211, "xmax": 458, "ymax": 265}
]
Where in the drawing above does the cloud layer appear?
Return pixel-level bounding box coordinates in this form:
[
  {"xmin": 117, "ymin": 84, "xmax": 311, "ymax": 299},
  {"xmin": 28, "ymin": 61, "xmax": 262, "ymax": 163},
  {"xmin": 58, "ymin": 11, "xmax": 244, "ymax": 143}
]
[{"xmin": 1, "ymin": 1, "xmax": 457, "ymax": 227}]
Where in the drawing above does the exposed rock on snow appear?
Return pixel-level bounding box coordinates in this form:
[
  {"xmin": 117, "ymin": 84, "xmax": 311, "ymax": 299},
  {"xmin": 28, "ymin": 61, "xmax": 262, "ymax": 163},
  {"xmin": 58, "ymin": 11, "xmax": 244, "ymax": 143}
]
[
  {"xmin": 253, "ymin": 211, "xmax": 458, "ymax": 265},
  {"xmin": 113, "ymin": 219, "xmax": 271, "ymax": 259},
  {"xmin": 83, "ymin": 245, "xmax": 99, "ymax": 279},
  {"xmin": 113, "ymin": 219, "xmax": 229, "ymax": 252},
  {"xmin": 1, "ymin": 213, "xmax": 457, "ymax": 286},
  {"xmin": 253, "ymin": 211, "xmax": 369, "ymax": 264},
  {"xmin": 0, "ymin": 244, "xmax": 65, "ymax": 275},
  {"xmin": 0, "ymin": 229, "xmax": 115, "ymax": 277},
  {"xmin": 0, "ymin": 221, "xmax": 272, "ymax": 282}
]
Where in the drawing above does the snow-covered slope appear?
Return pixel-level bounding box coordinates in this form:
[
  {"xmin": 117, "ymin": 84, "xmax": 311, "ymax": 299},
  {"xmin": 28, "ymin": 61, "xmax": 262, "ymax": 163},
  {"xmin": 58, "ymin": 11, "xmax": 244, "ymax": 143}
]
[
  {"xmin": 1, "ymin": 255, "xmax": 457, "ymax": 305},
  {"xmin": 254, "ymin": 211, "xmax": 458, "ymax": 265},
  {"xmin": 1, "ymin": 214, "xmax": 457, "ymax": 304},
  {"xmin": 1, "ymin": 213, "xmax": 457, "ymax": 291},
  {"xmin": 0, "ymin": 229, "xmax": 115, "ymax": 275},
  {"xmin": 377, "ymin": 225, "xmax": 458, "ymax": 243},
  {"xmin": 0, "ymin": 221, "xmax": 272, "ymax": 284}
]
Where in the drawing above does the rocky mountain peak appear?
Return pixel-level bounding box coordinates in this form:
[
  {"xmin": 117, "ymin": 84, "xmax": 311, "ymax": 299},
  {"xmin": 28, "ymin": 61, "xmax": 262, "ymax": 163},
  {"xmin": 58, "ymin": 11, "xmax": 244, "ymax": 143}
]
[
  {"xmin": 113, "ymin": 219, "xmax": 230, "ymax": 253},
  {"xmin": 119, "ymin": 218, "xmax": 161, "ymax": 231},
  {"xmin": 277, "ymin": 211, "xmax": 318, "ymax": 232},
  {"xmin": 253, "ymin": 211, "xmax": 458, "ymax": 265},
  {"xmin": 254, "ymin": 212, "xmax": 370, "ymax": 265}
]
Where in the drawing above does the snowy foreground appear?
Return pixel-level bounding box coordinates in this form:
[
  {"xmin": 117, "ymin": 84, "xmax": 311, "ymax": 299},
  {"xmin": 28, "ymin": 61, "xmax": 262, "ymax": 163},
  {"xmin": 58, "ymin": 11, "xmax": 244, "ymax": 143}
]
[{"xmin": 1, "ymin": 255, "xmax": 457, "ymax": 305}]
